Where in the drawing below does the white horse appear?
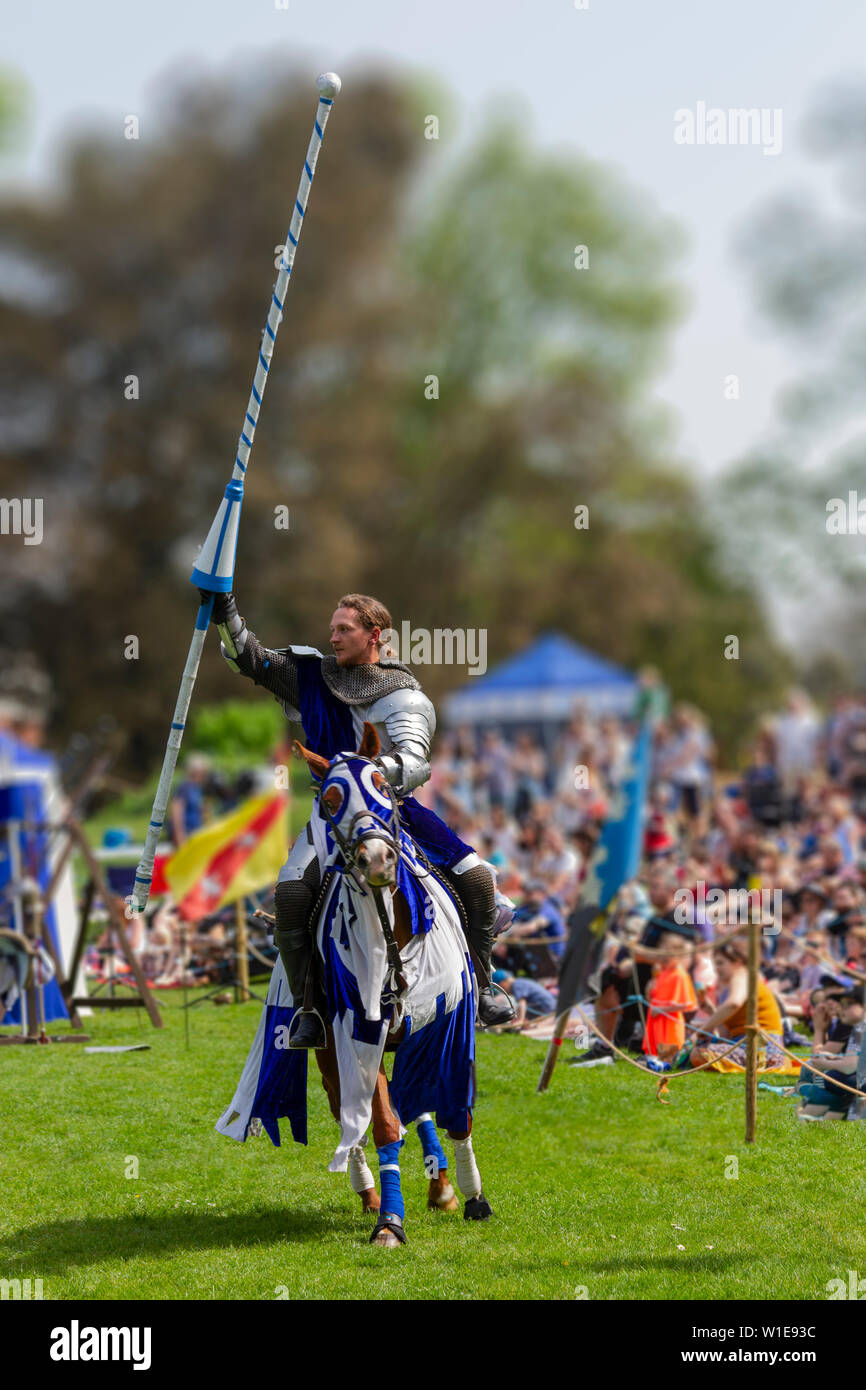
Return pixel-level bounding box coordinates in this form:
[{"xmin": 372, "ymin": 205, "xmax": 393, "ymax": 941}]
[{"xmin": 217, "ymin": 723, "xmax": 492, "ymax": 1247}]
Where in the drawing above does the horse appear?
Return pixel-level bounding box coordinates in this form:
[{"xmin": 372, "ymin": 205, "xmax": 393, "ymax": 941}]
[{"xmin": 216, "ymin": 722, "xmax": 492, "ymax": 1248}]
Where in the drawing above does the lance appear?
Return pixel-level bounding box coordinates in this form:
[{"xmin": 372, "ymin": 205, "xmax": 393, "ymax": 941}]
[{"xmin": 126, "ymin": 71, "xmax": 342, "ymax": 917}]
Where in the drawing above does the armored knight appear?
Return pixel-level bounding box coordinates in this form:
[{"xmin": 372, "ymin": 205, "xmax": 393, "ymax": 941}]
[{"xmin": 203, "ymin": 588, "xmax": 514, "ymax": 1046}]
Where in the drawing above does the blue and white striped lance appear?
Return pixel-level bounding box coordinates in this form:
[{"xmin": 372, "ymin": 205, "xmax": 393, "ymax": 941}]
[{"xmin": 127, "ymin": 73, "xmax": 342, "ymax": 918}]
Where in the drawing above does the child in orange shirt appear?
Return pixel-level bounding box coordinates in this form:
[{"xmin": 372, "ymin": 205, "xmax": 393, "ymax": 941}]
[{"xmin": 643, "ymin": 930, "xmax": 698, "ymax": 1064}]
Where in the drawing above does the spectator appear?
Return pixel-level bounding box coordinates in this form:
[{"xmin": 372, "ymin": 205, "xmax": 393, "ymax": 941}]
[
  {"xmin": 510, "ymin": 731, "xmax": 547, "ymax": 819},
  {"xmin": 687, "ymin": 938, "xmax": 785, "ymax": 1071},
  {"xmin": 640, "ymin": 931, "xmax": 698, "ymax": 1067},
  {"xmin": 572, "ymin": 862, "xmax": 694, "ymax": 1066},
  {"xmin": 661, "ymin": 705, "xmax": 713, "ymax": 831},
  {"xmin": 491, "ymin": 969, "xmax": 556, "ymax": 1029},
  {"xmin": 503, "ymin": 879, "xmax": 567, "ymax": 972},
  {"xmin": 797, "ymin": 987, "xmax": 865, "ymax": 1120},
  {"xmin": 169, "ymin": 753, "xmax": 212, "ymax": 848},
  {"xmin": 773, "ymin": 689, "xmax": 820, "ymax": 809}
]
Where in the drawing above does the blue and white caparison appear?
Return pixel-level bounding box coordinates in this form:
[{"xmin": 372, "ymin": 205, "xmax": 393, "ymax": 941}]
[{"xmin": 217, "ymin": 729, "xmax": 492, "ymax": 1240}]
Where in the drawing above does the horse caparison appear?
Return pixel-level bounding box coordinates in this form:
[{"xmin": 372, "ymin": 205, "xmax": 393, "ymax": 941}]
[{"xmin": 293, "ymin": 723, "xmax": 493, "ymax": 1246}]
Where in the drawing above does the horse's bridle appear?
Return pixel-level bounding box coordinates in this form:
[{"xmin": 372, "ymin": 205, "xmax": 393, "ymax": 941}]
[
  {"xmin": 315, "ymin": 753, "xmax": 404, "ymax": 874},
  {"xmin": 315, "ymin": 754, "xmax": 409, "ymax": 1000}
]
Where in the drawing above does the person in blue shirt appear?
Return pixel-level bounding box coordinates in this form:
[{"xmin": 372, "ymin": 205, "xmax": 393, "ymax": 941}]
[
  {"xmin": 169, "ymin": 754, "xmax": 211, "ymax": 847},
  {"xmin": 507, "ymin": 880, "xmax": 567, "ymax": 966},
  {"xmin": 491, "ymin": 969, "xmax": 556, "ymax": 1027}
]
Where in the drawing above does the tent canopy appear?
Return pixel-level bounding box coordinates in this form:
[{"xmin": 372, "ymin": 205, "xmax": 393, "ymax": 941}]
[{"xmin": 443, "ymin": 632, "xmax": 637, "ymax": 726}]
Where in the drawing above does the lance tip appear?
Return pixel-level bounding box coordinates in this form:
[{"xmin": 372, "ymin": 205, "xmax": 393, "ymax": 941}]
[{"xmin": 317, "ymin": 72, "xmax": 341, "ymax": 100}]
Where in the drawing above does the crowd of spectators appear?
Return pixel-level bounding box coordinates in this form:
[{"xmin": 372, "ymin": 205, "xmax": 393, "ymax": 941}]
[{"xmin": 415, "ymin": 680, "xmax": 866, "ymax": 1120}]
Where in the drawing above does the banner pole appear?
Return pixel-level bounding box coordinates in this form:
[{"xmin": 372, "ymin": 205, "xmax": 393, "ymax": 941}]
[{"xmin": 745, "ymin": 914, "xmax": 759, "ymax": 1143}]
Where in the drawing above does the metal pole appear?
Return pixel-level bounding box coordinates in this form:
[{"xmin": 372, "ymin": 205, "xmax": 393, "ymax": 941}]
[{"xmin": 127, "ymin": 72, "xmax": 342, "ymax": 919}]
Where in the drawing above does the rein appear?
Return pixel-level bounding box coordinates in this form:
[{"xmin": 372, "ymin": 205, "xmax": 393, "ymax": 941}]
[{"xmin": 315, "ymin": 753, "xmax": 412, "ymax": 1003}]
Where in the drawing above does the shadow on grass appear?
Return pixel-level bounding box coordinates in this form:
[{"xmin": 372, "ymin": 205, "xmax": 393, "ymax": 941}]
[{"xmin": 2, "ymin": 1206, "xmax": 361, "ymax": 1274}]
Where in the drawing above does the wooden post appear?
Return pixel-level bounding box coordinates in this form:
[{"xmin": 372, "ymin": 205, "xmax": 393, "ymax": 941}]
[
  {"xmin": 536, "ymin": 1008, "xmax": 572, "ymax": 1093},
  {"xmin": 745, "ymin": 914, "xmax": 759, "ymax": 1143},
  {"xmin": 235, "ymin": 899, "xmax": 250, "ymax": 1004},
  {"xmin": 67, "ymin": 820, "xmax": 164, "ymax": 1028}
]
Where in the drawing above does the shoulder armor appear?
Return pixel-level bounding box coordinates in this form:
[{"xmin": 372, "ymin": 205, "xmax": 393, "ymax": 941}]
[
  {"xmin": 366, "ymin": 688, "xmax": 436, "ymax": 731},
  {"xmin": 276, "ymin": 645, "xmax": 324, "ymax": 659}
]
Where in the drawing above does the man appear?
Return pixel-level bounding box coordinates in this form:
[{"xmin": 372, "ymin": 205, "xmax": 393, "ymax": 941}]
[
  {"xmin": 491, "ymin": 969, "xmax": 556, "ymax": 1029},
  {"xmin": 796, "ymin": 986, "xmax": 865, "ymax": 1120},
  {"xmin": 168, "ymin": 753, "xmax": 211, "ymax": 848},
  {"xmin": 571, "ymin": 861, "xmax": 695, "ymax": 1066},
  {"xmin": 204, "ymin": 589, "xmax": 513, "ymax": 1045},
  {"xmin": 505, "ymin": 878, "xmax": 567, "ymax": 971}
]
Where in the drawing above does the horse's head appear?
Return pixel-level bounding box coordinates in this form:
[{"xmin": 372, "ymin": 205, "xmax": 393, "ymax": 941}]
[{"xmin": 294, "ymin": 723, "xmax": 399, "ymax": 887}]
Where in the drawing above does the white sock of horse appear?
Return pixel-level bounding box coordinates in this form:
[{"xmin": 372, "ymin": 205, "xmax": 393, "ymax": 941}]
[
  {"xmin": 348, "ymin": 1138, "xmax": 374, "ymax": 1195},
  {"xmin": 451, "ymin": 1135, "xmax": 482, "ymax": 1200}
]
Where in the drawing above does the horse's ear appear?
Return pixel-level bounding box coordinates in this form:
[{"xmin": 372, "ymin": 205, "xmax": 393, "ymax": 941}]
[
  {"xmin": 292, "ymin": 739, "xmax": 330, "ymax": 782},
  {"xmin": 358, "ymin": 721, "xmax": 381, "ymax": 760}
]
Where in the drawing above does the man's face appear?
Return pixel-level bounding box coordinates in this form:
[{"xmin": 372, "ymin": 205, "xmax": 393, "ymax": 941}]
[
  {"xmin": 648, "ymin": 871, "xmax": 676, "ymax": 909},
  {"xmin": 329, "ymin": 606, "xmax": 378, "ymax": 667}
]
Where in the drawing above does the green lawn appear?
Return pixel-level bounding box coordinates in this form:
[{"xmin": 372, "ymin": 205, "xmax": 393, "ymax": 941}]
[{"xmin": 1, "ymin": 997, "xmax": 863, "ymax": 1301}]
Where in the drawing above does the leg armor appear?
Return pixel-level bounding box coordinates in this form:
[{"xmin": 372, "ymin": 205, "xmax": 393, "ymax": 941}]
[
  {"xmin": 273, "ymin": 827, "xmax": 326, "ymax": 1049},
  {"xmin": 445, "ymin": 854, "xmax": 515, "ymax": 1027}
]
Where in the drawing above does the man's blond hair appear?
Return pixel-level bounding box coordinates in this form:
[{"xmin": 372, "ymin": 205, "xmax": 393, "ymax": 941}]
[{"xmin": 336, "ymin": 594, "xmax": 394, "ymax": 654}]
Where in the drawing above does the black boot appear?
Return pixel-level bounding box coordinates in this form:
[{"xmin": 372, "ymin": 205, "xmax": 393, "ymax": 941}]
[
  {"xmin": 288, "ymin": 1010, "xmax": 326, "ymax": 1051},
  {"xmin": 445, "ymin": 864, "xmax": 516, "ymax": 1027},
  {"xmin": 477, "ymin": 978, "xmax": 516, "ymax": 1027},
  {"xmin": 273, "ymin": 921, "xmax": 326, "ymax": 1050}
]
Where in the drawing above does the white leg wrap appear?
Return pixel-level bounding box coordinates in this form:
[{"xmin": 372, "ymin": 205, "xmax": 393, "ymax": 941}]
[
  {"xmin": 348, "ymin": 1142, "xmax": 375, "ymax": 1195},
  {"xmin": 415, "ymin": 1112, "xmax": 433, "ymax": 1125},
  {"xmin": 452, "ymin": 1135, "xmax": 482, "ymax": 1200}
]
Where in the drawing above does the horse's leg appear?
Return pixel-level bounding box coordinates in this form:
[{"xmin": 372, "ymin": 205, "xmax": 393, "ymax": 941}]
[
  {"xmin": 348, "ymin": 1137, "xmax": 378, "ymax": 1214},
  {"xmin": 315, "ymin": 1029, "xmax": 380, "ymax": 1215},
  {"xmin": 446, "ymin": 1117, "xmax": 493, "ymax": 1221},
  {"xmin": 369, "ymin": 1064, "xmax": 407, "ymax": 1247},
  {"xmin": 415, "ymin": 1113, "xmax": 458, "ymax": 1213}
]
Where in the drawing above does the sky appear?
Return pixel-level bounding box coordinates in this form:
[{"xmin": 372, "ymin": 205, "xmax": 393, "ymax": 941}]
[{"xmin": 3, "ymin": 0, "xmax": 865, "ymax": 482}]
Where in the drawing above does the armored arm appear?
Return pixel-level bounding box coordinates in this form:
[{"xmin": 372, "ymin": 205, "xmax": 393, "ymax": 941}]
[
  {"xmin": 203, "ymin": 591, "xmax": 301, "ymax": 710},
  {"xmin": 367, "ymin": 689, "xmax": 437, "ymax": 797}
]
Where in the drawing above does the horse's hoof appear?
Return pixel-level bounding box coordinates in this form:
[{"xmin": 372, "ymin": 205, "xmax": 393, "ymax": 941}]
[
  {"xmin": 371, "ymin": 1227, "xmax": 402, "ymax": 1247},
  {"xmin": 370, "ymin": 1213, "xmax": 407, "ymax": 1247},
  {"xmin": 427, "ymin": 1180, "xmax": 459, "ymax": 1213},
  {"xmin": 361, "ymin": 1189, "xmax": 381, "ymax": 1215},
  {"xmin": 464, "ymin": 1194, "xmax": 493, "ymax": 1221}
]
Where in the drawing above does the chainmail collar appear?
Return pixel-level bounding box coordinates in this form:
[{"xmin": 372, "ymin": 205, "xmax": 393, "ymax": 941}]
[{"xmin": 320, "ymin": 654, "xmax": 421, "ymax": 707}]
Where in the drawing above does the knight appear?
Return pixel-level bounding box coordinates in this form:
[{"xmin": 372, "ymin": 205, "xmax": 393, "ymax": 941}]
[{"xmin": 202, "ymin": 588, "xmax": 515, "ymax": 1046}]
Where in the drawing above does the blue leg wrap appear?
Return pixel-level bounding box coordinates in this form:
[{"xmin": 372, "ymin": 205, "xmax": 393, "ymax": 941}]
[
  {"xmin": 416, "ymin": 1116, "xmax": 448, "ymax": 1177},
  {"xmin": 376, "ymin": 1139, "xmax": 405, "ymax": 1220}
]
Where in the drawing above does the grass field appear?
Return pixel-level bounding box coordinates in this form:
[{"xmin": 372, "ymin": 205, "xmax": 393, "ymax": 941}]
[{"xmin": 2, "ymin": 994, "xmax": 864, "ymax": 1302}]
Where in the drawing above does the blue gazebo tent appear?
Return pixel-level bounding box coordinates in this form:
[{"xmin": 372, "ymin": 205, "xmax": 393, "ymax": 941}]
[{"xmin": 443, "ymin": 632, "xmax": 637, "ymax": 730}]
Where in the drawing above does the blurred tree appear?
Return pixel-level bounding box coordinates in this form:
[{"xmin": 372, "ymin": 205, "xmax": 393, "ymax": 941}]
[
  {"xmin": 0, "ymin": 66, "xmax": 29, "ymax": 155},
  {"xmin": 0, "ymin": 65, "xmax": 786, "ymax": 767},
  {"xmin": 718, "ymin": 78, "xmax": 866, "ymax": 687}
]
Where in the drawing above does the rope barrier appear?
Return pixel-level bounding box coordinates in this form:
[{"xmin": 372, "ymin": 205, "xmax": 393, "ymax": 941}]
[
  {"xmin": 753, "ymin": 1025, "xmax": 866, "ymax": 1103},
  {"xmin": 570, "ymin": 1003, "xmax": 747, "ymax": 1104}
]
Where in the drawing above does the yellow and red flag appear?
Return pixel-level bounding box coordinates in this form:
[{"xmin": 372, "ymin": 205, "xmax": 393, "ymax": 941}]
[{"xmin": 164, "ymin": 792, "xmax": 288, "ymax": 921}]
